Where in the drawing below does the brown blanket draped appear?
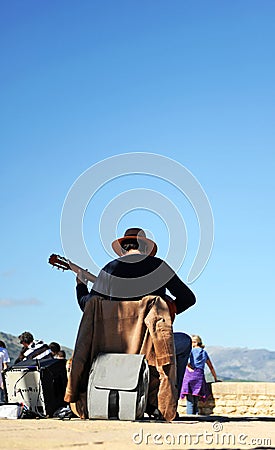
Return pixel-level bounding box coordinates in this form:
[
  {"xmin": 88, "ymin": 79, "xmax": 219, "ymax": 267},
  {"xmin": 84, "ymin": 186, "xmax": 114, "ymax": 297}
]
[{"xmin": 64, "ymin": 295, "xmax": 177, "ymax": 421}]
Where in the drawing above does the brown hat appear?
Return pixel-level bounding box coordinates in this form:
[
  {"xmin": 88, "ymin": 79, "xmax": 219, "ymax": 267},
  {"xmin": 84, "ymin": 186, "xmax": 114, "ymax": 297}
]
[{"xmin": 112, "ymin": 228, "xmax": 157, "ymax": 257}]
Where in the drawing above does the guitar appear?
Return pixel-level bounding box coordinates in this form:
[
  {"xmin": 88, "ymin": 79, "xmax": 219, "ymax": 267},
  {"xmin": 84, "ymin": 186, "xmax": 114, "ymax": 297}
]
[
  {"xmin": 48, "ymin": 254, "xmax": 97, "ymax": 283},
  {"xmin": 48, "ymin": 254, "xmax": 177, "ymax": 319}
]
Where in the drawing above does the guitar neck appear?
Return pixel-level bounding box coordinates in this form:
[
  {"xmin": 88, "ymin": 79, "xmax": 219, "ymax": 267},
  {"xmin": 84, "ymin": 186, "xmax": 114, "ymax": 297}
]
[{"xmin": 68, "ymin": 261, "xmax": 97, "ymax": 283}]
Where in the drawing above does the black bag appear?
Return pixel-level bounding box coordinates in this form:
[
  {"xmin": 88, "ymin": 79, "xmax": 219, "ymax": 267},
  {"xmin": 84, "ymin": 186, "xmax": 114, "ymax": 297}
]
[{"xmin": 87, "ymin": 353, "xmax": 149, "ymax": 420}]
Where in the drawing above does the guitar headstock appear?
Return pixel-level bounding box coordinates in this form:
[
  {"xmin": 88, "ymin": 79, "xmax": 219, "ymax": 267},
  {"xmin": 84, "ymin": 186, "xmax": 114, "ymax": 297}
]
[{"xmin": 48, "ymin": 254, "xmax": 71, "ymax": 271}]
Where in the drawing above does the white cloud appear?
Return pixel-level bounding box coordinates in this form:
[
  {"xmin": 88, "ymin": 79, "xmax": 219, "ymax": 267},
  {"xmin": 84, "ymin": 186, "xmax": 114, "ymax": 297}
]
[{"xmin": 0, "ymin": 298, "xmax": 42, "ymax": 307}]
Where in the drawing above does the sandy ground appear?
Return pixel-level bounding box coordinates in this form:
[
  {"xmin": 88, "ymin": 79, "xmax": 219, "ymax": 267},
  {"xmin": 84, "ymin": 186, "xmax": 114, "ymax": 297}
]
[{"xmin": 1, "ymin": 415, "xmax": 275, "ymax": 450}]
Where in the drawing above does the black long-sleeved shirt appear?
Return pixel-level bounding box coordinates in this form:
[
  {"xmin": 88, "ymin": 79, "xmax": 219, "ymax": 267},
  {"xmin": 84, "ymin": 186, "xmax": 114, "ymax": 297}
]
[{"xmin": 76, "ymin": 254, "xmax": 196, "ymax": 315}]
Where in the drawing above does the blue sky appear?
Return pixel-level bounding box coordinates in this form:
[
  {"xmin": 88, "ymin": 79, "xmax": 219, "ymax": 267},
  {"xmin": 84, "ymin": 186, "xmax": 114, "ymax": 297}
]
[{"xmin": 1, "ymin": 1, "xmax": 274, "ymax": 352}]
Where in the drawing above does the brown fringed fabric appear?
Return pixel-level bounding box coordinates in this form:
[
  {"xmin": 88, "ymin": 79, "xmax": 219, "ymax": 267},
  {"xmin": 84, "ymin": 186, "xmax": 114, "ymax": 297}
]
[{"xmin": 65, "ymin": 295, "xmax": 177, "ymax": 421}]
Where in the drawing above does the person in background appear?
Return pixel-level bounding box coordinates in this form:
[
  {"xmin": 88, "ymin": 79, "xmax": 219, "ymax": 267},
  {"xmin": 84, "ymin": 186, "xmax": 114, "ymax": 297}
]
[
  {"xmin": 180, "ymin": 334, "xmax": 218, "ymax": 415},
  {"xmin": 56, "ymin": 350, "xmax": 67, "ymax": 359},
  {"xmin": 0, "ymin": 341, "xmax": 10, "ymax": 368},
  {"xmin": 49, "ymin": 342, "xmax": 61, "ymax": 358},
  {"xmin": 0, "ymin": 345, "xmax": 9, "ymax": 402},
  {"xmin": 16, "ymin": 332, "xmax": 52, "ymax": 362},
  {"xmin": 66, "ymin": 356, "xmax": 72, "ymax": 378},
  {"xmin": 0, "ymin": 352, "xmax": 5, "ymax": 402}
]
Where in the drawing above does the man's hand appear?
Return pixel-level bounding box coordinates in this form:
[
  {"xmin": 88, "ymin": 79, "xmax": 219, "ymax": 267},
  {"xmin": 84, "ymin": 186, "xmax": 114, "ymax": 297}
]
[{"xmin": 76, "ymin": 269, "xmax": 88, "ymax": 286}]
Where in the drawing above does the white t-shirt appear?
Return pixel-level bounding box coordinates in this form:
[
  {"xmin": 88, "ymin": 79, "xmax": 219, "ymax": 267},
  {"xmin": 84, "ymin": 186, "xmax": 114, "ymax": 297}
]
[
  {"xmin": 0, "ymin": 347, "xmax": 10, "ymax": 364},
  {"xmin": 0, "ymin": 351, "xmax": 4, "ymax": 388}
]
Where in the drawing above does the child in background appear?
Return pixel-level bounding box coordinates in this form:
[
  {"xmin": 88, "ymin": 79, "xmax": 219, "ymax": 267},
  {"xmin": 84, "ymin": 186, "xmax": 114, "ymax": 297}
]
[{"xmin": 180, "ymin": 334, "xmax": 218, "ymax": 415}]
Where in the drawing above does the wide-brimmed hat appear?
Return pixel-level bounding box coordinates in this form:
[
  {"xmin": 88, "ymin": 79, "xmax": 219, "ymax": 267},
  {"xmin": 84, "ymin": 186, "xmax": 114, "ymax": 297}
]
[{"xmin": 112, "ymin": 227, "xmax": 157, "ymax": 257}]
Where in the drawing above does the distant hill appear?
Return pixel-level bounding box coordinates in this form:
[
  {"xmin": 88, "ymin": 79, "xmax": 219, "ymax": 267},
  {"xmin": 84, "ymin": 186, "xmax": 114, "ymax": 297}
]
[
  {"xmin": 0, "ymin": 331, "xmax": 73, "ymax": 364},
  {"xmin": 206, "ymin": 346, "xmax": 275, "ymax": 382},
  {"xmin": 1, "ymin": 331, "xmax": 275, "ymax": 382}
]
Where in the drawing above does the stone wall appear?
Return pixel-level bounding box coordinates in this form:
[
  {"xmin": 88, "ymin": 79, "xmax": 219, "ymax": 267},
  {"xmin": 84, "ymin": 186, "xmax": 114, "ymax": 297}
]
[{"xmin": 178, "ymin": 382, "xmax": 275, "ymax": 416}]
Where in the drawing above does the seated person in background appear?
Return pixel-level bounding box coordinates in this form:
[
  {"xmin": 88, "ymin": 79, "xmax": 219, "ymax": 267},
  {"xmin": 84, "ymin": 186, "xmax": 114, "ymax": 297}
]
[
  {"xmin": 49, "ymin": 341, "xmax": 61, "ymax": 357},
  {"xmin": 56, "ymin": 350, "xmax": 67, "ymax": 359},
  {"xmin": 16, "ymin": 332, "xmax": 52, "ymax": 362}
]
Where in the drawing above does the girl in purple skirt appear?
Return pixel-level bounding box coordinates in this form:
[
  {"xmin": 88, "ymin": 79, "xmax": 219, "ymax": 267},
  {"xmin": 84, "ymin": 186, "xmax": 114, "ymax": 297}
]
[{"xmin": 180, "ymin": 335, "xmax": 218, "ymax": 415}]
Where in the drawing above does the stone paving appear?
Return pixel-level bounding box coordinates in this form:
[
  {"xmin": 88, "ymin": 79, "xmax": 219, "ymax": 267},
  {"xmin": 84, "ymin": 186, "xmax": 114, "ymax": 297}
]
[{"xmin": 1, "ymin": 415, "xmax": 275, "ymax": 450}]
